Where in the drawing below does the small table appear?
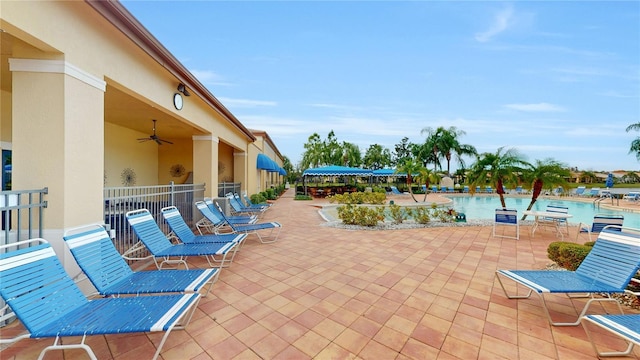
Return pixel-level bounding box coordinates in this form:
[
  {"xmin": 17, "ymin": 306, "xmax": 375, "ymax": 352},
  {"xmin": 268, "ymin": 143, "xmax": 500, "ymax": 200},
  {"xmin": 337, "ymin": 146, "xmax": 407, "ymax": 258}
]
[{"xmin": 524, "ymin": 210, "xmax": 573, "ymax": 239}]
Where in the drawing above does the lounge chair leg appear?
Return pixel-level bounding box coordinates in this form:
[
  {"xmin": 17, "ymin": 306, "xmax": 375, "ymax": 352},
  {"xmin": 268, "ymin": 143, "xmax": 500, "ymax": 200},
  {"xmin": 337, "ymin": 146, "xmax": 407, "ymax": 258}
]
[
  {"xmin": 582, "ymin": 318, "xmax": 636, "ymax": 357},
  {"xmin": 495, "ymin": 272, "xmax": 533, "ymax": 299},
  {"xmin": 540, "ymin": 294, "xmax": 623, "ymax": 327},
  {"xmin": 38, "ymin": 336, "xmax": 97, "ymax": 360}
]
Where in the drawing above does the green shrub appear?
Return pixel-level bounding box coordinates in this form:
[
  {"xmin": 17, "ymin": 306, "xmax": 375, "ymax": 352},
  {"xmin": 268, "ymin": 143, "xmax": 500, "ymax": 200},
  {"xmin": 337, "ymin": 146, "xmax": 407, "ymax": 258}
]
[
  {"xmin": 388, "ymin": 204, "xmax": 412, "ymax": 224},
  {"xmin": 250, "ymin": 193, "xmax": 267, "ymax": 205},
  {"xmin": 329, "ymin": 191, "xmax": 386, "ymax": 205},
  {"xmin": 265, "ymin": 188, "xmax": 276, "ymax": 200},
  {"xmin": 294, "ymin": 194, "xmax": 312, "ymax": 200},
  {"xmin": 547, "ymin": 241, "xmax": 593, "ymax": 270},
  {"xmin": 430, "ymin": 204, "xmax": 457, "ymax": 223},
  {"xmin": 412, "ymin": 206, "xmax": 431, "ymax": 224},
  {"xmin": 337, "ymin": 204, "xmax": 385, "ymax": 226}
]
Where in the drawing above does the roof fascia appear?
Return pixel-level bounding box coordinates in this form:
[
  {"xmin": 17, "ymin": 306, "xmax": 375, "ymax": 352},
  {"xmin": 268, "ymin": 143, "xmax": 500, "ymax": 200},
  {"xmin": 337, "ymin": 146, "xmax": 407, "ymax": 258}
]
[{"xmin": 85, "ymin": 0, "xmax": 256, "ymax": 142}]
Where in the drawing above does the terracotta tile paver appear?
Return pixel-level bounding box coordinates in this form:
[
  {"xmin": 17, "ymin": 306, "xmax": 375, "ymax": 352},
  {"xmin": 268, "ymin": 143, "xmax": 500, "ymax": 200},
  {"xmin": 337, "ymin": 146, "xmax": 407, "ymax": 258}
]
[{"xmin": 2, "ymin": 189, "xmax": 640, "ymax": 360}]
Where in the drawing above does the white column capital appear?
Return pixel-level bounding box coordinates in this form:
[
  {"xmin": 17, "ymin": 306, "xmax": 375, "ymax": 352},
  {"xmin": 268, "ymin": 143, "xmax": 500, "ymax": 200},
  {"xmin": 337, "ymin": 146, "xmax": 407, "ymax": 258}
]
[{"xmin": 9, "ymin": 58, "xmax": 106, "ymax": 91}]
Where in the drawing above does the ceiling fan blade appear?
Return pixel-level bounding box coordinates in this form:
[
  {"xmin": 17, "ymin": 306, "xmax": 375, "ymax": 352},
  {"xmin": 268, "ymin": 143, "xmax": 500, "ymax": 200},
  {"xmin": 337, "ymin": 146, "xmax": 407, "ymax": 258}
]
[{"xmin": 138, "ymin": 120, "xmax": 172, "ymax": 145}]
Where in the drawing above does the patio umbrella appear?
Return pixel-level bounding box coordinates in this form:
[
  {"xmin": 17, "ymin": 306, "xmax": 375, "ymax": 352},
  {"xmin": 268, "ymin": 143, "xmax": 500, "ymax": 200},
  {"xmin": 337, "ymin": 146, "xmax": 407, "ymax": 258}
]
[{"xmin": 605, "ymin": 173, "xmax": 614, "ymax": 188}]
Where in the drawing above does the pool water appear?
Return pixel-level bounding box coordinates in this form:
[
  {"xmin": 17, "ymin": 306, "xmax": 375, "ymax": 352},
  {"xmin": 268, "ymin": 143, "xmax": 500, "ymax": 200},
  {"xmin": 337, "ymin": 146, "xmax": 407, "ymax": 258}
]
[{"xmin": 448, "ymin": 196, "xmax": 640, "ymax": 228}]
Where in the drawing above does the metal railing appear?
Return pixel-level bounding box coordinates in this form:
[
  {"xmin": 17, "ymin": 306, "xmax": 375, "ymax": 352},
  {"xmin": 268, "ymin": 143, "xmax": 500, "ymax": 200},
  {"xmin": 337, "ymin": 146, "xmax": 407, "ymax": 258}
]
[
  {"xmin": 0, "ymin": 187, "xmax": 48, "ymax": 326},
  {"xmin": 104, "ymin": 182, "xmax": 205, "ymax": 258},
  {"xmin": 0, "ymin": 188, "xmax": 48, "ymax": 248},
  {"xmin": 218, "ymin": 182, "xmax": 241, "ymax": 198}
]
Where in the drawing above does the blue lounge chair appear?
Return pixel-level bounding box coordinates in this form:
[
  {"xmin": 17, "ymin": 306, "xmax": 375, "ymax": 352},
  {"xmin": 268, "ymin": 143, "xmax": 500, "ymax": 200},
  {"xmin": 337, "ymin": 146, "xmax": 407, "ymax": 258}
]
[
  {"xmin": 485, "ymin": 186, "xmax": 493, "ymax": 193},
  {"xmin": 623, "ymin": 191, "xmax": 640, "ymax": 202},
  {"xmin": 161, "ymin": 206, "xmax": 247, "ymax": 248},
  {"xmin": 492, "ymin": 208, "xmax": 519, "ymax": 240},
  {"xmin": 581, "ymin": 314, "xmax": 640, "ymax": 357},
  {"xmin": 496, "ymin": 226, "xmax": 640, "ymax": 326},
  {"xmin": 126, "ymin": 209, "xmax": 239, "ymax": 269},
  {"xmin": 475, "ymin": 186, "xmax": 482, "ymax": 193},
  {"xmin": 462, "ymin": 185, "xmax": 469, "ymax": 193},
  {"xmin": 587, "ymin": 187, "xmax": 601, "ymax": 197},
  {"xmin": 0, "ymin": 238, "xmax": 201, "ymax": 360},
  {"xmin": 204, "ymin": 198, "xmax": 257, "ymax": 225},
  {"xmin": 195, "ymin": 201, "xmax": 282, "ymax": 243},
  {"xmin": 576, "ymin": 213, "xmax": 624, "ymax": 241},
  {"xmin": 515, "ymin": 186, "xmax": 525, "ymax": 195},
  {"xmin": 227, "ymin": 193, "xmax": 268, "ymax": 216},
  {"xmin": 431, "ymin": 185, "xmax": 438, "ymax": 193},
  {"xmin": 63, "ymin": 224, "xmax": 219, "ymax": 296},
  {"xmin": 241, "ymin": 192, "xmax": 271, "ymax": 209},
  {"xmin": 573, "ymin": 186, "xmax": 586, "ymax": 196},
  {"xmin": 389, "ymin": 186, "xmax": 405, "ymax": 195}
]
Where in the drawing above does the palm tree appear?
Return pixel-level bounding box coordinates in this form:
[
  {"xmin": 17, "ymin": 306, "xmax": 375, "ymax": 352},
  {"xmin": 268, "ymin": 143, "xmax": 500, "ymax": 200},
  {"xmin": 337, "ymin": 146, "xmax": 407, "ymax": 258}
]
[
  {"xmin": 521, "ymin": 158, "xmax": 571, "ymax": 220},
  {"xmin": 435, "ymin": 126, "xmax": 477, "ymax": 175},
  {"xmin": 626, "ymin": 122, "xmax": 640, "ymax": 161},
  {"xmin": 414, "ymin": 167, "xmax": 440, "ymax": 202},
  {"xmin": 420, "ymin": 127, "xmax": 442, "ymax": 172},
  {"xmin": 580, "ymin": 170, "xmax": 598, "ymax": 184},
  {"xmin": 396, "ymin": 159, "xmax": 423, "ymax": 203},
  {"xmin": 467, "ymin": 147, "xmax": 528, "ymax": 208},
  {"xmin": 301, "ymin": 133, "xmax": 324, "ymax": 169},
  {"xmin": 341, "ymin": 142, "xmax": 362, "ymax": 168}
]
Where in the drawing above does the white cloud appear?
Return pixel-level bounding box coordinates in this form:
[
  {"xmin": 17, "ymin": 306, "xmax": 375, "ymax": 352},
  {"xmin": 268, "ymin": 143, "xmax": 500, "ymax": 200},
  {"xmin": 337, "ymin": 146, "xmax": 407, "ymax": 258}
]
[
  {"xmin": 475, "ymin": 5, "xmax": 515, "ymax": 42},
  {"xmin": 503, "ymin": 102, "xmax": 566, "ymax": 112},
  {"xmin": 190, "ymin": 69, "xmax": 224, "ymax": 83},
  {"xmin": 217, "ymin": 97, "xmax": 277, "ymax": 108}
]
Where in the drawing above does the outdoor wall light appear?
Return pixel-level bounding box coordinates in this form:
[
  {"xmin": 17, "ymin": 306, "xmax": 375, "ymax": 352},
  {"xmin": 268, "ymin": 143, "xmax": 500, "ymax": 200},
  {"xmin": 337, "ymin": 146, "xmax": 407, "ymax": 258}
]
[{"xmin": 177, "ymin": 83, "xmax": 191, "ymax": 96}]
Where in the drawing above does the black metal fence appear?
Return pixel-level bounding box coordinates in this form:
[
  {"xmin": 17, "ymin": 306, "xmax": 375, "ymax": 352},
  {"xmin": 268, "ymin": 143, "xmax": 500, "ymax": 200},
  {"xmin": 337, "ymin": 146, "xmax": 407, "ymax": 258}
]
[{"xmin": 104, "ymin": 182, "xmax": 205, "ymax": 258}]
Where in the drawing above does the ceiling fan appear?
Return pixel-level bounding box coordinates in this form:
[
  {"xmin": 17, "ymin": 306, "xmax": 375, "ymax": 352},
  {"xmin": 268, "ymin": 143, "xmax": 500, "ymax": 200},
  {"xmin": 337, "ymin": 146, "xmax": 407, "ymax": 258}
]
[{"xmin": 137, "ymin": 119, "xmax": 173, "ymax": 145}]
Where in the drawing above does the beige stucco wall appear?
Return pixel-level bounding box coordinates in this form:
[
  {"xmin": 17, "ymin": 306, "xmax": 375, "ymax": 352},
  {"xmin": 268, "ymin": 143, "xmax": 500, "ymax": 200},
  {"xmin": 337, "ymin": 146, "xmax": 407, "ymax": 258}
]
[
  {"xmin": 218, "ymin": 142, "xmax": 234, "ymax": 183},
  {"xmin": 159, "ymin": 138, "xmax": 193, "ymax": 185},
  {"xmin": 105, "ymin": 122, "xmax": 158, "ymax": 187}
]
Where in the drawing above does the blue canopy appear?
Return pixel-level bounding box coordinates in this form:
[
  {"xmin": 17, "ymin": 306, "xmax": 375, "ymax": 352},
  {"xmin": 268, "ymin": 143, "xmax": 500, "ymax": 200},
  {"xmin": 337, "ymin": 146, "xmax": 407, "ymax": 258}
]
[
  {"xmin": 372, "ymin": 169, "xmax": 408, "ymax": 176},
  {"xmin": 257, "ymin": 154, "xmax": 279, "ymax": 172},
  {"xmin": 278, "ymin": 167, "xmax": 287, "ymax": 176},
  {"xmin": 303, "ymin": 165, "xmax": 372, "ymax": 176}
]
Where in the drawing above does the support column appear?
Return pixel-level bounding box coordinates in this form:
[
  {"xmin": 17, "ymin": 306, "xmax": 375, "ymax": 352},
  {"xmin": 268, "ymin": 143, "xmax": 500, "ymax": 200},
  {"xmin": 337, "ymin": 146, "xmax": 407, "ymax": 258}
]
[
  {"xmin": 234, "ymin": 152, "xmax": 247, "ymax": 194},
  {"xmin": 193, "ymin": 135, "xmax": 218, "ymax": 198},
  {"xmin": 9, "ymin": 58, "xmax": 105, "ymax": 257}
]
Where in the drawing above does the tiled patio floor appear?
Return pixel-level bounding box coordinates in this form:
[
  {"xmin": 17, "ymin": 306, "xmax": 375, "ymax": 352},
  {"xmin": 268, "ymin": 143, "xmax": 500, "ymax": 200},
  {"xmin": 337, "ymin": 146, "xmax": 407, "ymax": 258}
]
[{"xmin": 2, "ymin": 189, "xmax": 639, "ymax": 359}]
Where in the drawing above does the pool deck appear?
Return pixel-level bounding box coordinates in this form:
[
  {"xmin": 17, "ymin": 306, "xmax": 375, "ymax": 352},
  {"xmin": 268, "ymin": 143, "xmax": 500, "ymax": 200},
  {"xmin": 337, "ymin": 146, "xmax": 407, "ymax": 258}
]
[{"xmin": 2, "ymin": 189, "xmax": 639, "ymax": 359}]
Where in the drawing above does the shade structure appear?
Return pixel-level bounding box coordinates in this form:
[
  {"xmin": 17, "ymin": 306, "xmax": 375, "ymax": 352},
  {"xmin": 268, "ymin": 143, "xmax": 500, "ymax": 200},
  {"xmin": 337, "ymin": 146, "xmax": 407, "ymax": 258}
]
[
  {"xmin": 278, "ymin": 167, "xmax": 287, "ymax": 175},
  {"xmin": 372, "ymin": 169, "xmax": 407, "ymax": 177},
  {"xmin": 257, "ymin": 154, "xmax": 279, "ymax": 172},
  {"xmin": 302, "ymin": 165, "xmax": 373, "ymax": 176}
]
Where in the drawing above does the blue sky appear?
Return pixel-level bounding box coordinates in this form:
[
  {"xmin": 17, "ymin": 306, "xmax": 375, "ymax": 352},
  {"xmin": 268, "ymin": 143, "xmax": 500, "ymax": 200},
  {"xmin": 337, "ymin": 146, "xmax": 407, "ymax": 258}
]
[{"xmin": 122, "ymin": 1, "xmax": 640, "ymax": 172}]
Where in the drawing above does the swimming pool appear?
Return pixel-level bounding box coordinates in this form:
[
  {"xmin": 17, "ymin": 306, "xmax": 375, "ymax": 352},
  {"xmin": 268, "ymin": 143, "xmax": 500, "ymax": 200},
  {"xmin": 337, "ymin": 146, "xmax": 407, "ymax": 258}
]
[{"xmin": 448, "ymin": 196, "xmax": 640, "ymax": 228}]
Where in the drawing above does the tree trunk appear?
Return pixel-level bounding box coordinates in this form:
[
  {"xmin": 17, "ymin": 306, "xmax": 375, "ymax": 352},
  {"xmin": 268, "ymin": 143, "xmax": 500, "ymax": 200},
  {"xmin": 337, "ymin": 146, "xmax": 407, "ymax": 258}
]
[
  {"xmin": 521, "ymin": 179, "xmax": 543, "ymax": 220},
  {"xmin": 407, "ymin": 175, "xmax": 418, "ymax": 202},
  {"xmin": 423, "ymin": 181, "xmax": 429, "ymax": 202},
  {"xmin": 496, "ymin": 178, "xmax": 506, "ymax": 208}
]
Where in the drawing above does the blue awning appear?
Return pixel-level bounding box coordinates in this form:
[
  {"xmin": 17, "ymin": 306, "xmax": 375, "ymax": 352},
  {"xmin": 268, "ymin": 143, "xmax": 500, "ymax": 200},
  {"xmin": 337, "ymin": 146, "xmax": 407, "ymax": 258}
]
[
  {"xmin": 257, "ymin": 154, "xmax": 278, "ymax": 171},
  {"xmin": 257, "ymin": 154, "xmax": 285, "ymax": 175}
]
